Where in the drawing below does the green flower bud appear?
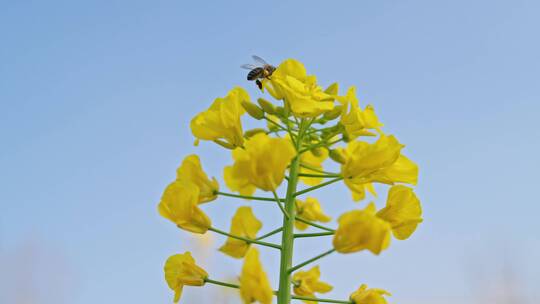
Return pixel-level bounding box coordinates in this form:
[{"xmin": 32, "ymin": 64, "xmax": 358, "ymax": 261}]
[
  {"xmin": 324, "ymin": 82, "xmax": 339, "ymax": 95},
  {"xmin": 244, "ymin": 128, "xmax": 267, "ymax": 138},
  {"xmin": 323, "ymin": 105, "xmax": 343, "ymax": 120},
  {"xmin": 329, "ymin": 149, "xmax": 346, "ymax": 164},
  {"xmin": 213, "ymin": 139, "xmax": 236, "ymax": 150},
  {"xmin": 257, "ymin": 98, "xmax": 276, "ymax": 115},
  {"xmin": 311, "ymin": 147, "xmax": 324, "ymax": 157},
  {"xmin": 275, "ymin": 106, "xmax": 286, "ymax": 117},
  {"xmin": 241, "ymin": 100, "xmax": 264, "ymax": 120}
]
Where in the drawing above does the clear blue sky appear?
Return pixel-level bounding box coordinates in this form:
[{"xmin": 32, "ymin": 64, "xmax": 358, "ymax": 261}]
[{"xmin": 1, "ymin": 1, "xmax": 539, "ymax": 303}]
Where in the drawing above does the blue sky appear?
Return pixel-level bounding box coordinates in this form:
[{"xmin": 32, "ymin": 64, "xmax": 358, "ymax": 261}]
[{"xmin": 1, "ymin": 1, "xmax": 539, "ymax": 303}]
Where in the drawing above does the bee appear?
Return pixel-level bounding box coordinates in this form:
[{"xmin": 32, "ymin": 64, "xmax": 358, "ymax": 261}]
[{"xmin": 241, "ymin": 55, "xmax": 276, "ymax": 89}]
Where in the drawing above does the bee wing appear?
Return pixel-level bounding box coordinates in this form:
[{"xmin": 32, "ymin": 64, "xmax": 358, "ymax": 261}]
[
  {"xmin": 252, "ymin": 55, "xmax": 268, "ymax": 65},
  {"xmin": 241, "ymin": 64, "xmax": 258, "ymax": 70}
]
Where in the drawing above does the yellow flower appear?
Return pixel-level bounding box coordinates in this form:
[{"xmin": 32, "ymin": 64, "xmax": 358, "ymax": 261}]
[
  {"xmin": 176, "ymin": 155, "xmax": 219, "ymax": 203},
  {"xmin": 158, "ymin": 180, "xmax": 211, "ymax": 234},
  {"xmin": 263, "ymin": 59, "xmax": 335, "ymax": 118},
  {"xmin": 369, "ymin": 155, "xmax": 419, "ymax": 186},
  {"xmin": 219, "ymin": 206, "xmax": 262, "ymax": 258},
  {"xmin": 295, "ymin": 197, "xmax": 332, "ymax": 231},
  {"xmin": 339, "ymin": 87, "xmax": 383, "ymax": 139},
  {"xmin": 340, "ymin": 135, "xmax": 418, "ymax": 201},
  {"xmin": 377, "ymin": 185, "xmax": 423, "ymax": 240},
  {"xmin": 224, "ymin": 133, "xmax": 296, "ymax": 193},
  {"xmin": 190, "ymin": 87, "xmax": 248, "ymax": 148},
  {"xmin": 333, "ymin": 203, "xmax": 391, "ymax": 255},
  {"xmin": 349, "ymin": 284, "xmax": 391, "ymax": 304},
  {"xmin": 239, "ymin": 247, "xmax": 273, "ymax": 304},
  {"xmin": 164, "ymin": 252, "xmax": 208, "ymax": 303},
  {"xmin": 299, "ymin": 147, "xmax": 329, "ymax": 186},
  {"xmin": 292, "ymin": 266, "xmax": 333, "ymax": 302},
  {"xmin": 344, "ymin": 182, "xmax": 377, "ymax": 202}
]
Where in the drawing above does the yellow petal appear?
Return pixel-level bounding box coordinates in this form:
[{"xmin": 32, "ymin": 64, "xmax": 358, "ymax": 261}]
[
  {"xmin": 349, "ymin": 284, "xmax": 391, "ymax": 304},
  {"xmin": 377, "ymin": 185, "xmax": 422, "ymax": 240},
  {"xmin": 225, "ymin": 133, "xmax": 295, "ymax": 193},
  {"xmin": 158, "ymin": 181, "xmax": 211, "ymax": 234},
  {"xmin": 164, "ymin": 252, "xmax": 208, "ymax": 303},
  {"xmin": 239, "ymin": 248, "xmax": 273, "ymax": 304},
  {"xmin": 219, "ymin": 206, "xmax": 262, "ymax": 258},
  {"xmin": 296, "ymin": 197, "xmax": 331, "ymax": 229},
  {"xmin": 333, "ymin": 203, "xmax": 391, "ymax": 254},
  {"xmin": 293, "ymin": 266, "xmax": 333, "ymax": 299},
  {"xmin": 176, "ymin": 155, "xmax": 219, "ymax": 203},
  {"xmin": 190, "ymin": 87, "xmax": 248, "ymax": 147}
]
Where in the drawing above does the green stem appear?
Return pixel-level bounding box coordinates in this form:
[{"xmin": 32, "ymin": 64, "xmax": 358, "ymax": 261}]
[
  {"xmin": 207, "ymin": 227, "xmax": 282, "ymax": 250},
  {"xmin": 299, "ymin": 163, "xmax": 339, "ymax": 175},
  {"xmin": 264, "ymin": 116, "xmax": 288, "ymax": 131},
  {"xmin": 293, "ymin": 177, "xmax": 343, "ymax": 197},
  {"xmin": 291, "ymin": 295, "xmax": 352, "ymax": 304},
  {"xmin": 288, "ymin": 249, "xmax": 336, "ymax": 274},
  {"xmin": 298, "ymin": 173, "xmax": 341, "ymax": 178},
  {"xmin": 216, "ymin": 191, "xmax": 285, "ymax": 202},
  {"xmin": 277, "ymin": 119, "xmax": 306, "ymax": 304},
  {"xmin": 298, "ymin": 138, "xmax": 343, "ymax": 154},
  {"xmin": 295, "ymin": 216, "xmax": 335, "ymax": 232},
  {"xmin": 256, "ymin": 227, "xmax": 283, "ymax": 240},
  {"xmin": 273, "ymin": 190, "xmax": 290, "ymax": 219},
  {"xmin": 293, "ymin": 231, "xmax": 334, "ymax": 238},
  {"xmin": 204, "ymin": 278, "xmax": 240, "ymax": 289}
]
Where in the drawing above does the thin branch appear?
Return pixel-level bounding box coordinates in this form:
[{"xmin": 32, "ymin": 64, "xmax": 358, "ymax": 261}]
[
  {"xmin": 295, "ymin": 217, "xmax": 335, "ymax": 232},
  {"xmin": 272, "ymin": 190, "xmax": 290, "ymax": 219},
  {"xmin": 299, "ymin": 163, "xmax": 340, "ymax": 176},
  {"xmin": 293, "ymin": 177, "xmax": 343, "ymax": 197},
  {"xmin": 298, "ymin": 173, "xmax": 341, "ymax": 178},
  {"xmin": 291, "ymin": 295, "xmax": 352, "ymax": 304},
  {"xmin": 216, "ymin": 191, "xmax": 285, "ymax": 202},
  {"xmin": 256, "ymin": 227, "xmax": 283, "ymax": 240},
  {"xmin": 207, "ymin": 227, "xmax": 282, "ymax": 250},
  {"xmin": 263, "ymin": 115, "xmax": 288, "ymax": 131},
  {"xmin": 204, "ymin": 278, "xmax": 240, "ymax": 289},
  {"xmin": 298, "ymin": 137, "xmax": 343, "ymax": 154},
  {"xmin": 288, "ymin": 249, "xmax": 336, "ymax": 273},
  {"xmin": 294, "ymin": 231, "xmax": 335, "ymax": 238}
]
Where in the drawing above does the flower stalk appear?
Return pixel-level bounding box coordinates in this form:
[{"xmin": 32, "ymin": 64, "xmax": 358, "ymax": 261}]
[{"xmin": 277, "ymin": 150, "xmax": 302, "ymax": 303}]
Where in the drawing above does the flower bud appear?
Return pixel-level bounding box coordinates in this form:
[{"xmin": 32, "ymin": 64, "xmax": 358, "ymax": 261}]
[
  {"xmin": 324, "ymin": 82, "xmax": 339, "ymax": 95},
  {"xmin": 241, "ymin": 100, "xmax": 264, "ymax": 120},
  {"xmin": 311, "ymin": 147, "xmax": 324, "ymax": 157},
  {"xmin": 323, "ymin": 105, "xmax": 343, "ymax": 120},
  {"xmin": 257, "ymin": 98, "xmax": 276, "ymax": 115},
  {"xmin": 244, "ymin": 128, "xmax": 267, "ymax": 138},
  {"xmin": 329, "ymin": 149, "xmax": 346, "ymax": 164},
  {"xmin": 213, "ymin": 139, "xmax": 236, "ymax": 150},
  {"xmin": 275, "ymin": 106, "xmax": 286, "ymax": 117}
]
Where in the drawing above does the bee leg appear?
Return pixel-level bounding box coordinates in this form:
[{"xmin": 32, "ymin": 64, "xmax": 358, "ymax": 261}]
[{"xmin": 256, "ymin": 79, "xmax": 262, "ymax": 90}]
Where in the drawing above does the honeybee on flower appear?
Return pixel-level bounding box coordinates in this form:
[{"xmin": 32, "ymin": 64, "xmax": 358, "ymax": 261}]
[{"xmin": 241, "ymin": 55, "xmax": 276, "ymax": 89}]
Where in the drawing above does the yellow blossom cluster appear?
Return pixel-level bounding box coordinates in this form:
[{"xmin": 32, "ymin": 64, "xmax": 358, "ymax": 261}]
[{"xmin": 157, "ymin": 58, "xmax": 424, "ymax": 304}]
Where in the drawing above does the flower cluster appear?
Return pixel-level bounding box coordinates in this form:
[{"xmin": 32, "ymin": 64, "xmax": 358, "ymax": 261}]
[{"xmin": 157, "ymin": 58, "xmax": 423, "ymax": 303}]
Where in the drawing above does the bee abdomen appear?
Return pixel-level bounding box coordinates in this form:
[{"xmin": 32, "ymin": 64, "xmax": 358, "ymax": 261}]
[{"xmin": 247, "ymin": 67, "xmax": 263, "ymax": 80}]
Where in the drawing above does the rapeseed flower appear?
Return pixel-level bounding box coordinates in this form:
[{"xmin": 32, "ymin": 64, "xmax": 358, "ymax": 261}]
[
  {"xmin": 158, "ymin": 180, "xmax": 211, "ymax": 234},
  {"xmin": 333, "ymin": 203, "xmax": 391, "ymax": 254},
  {"xmin": 191, "ymin": 87, "xmax": 249, "ymax": 147},
  {"xmin": 219, "ymin": 206, "xmax": 262, "ymax": 258},
  {"xmin": 239, "ymin": 247, "xmax": 273, "ymax": 304},
  {"xmin": 164, "ymin": 252, "xmax": 208, "ymax": 303},
  {"xmin": 224, "ymin": 133, "xmax": 295, "ymax": 194}
]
